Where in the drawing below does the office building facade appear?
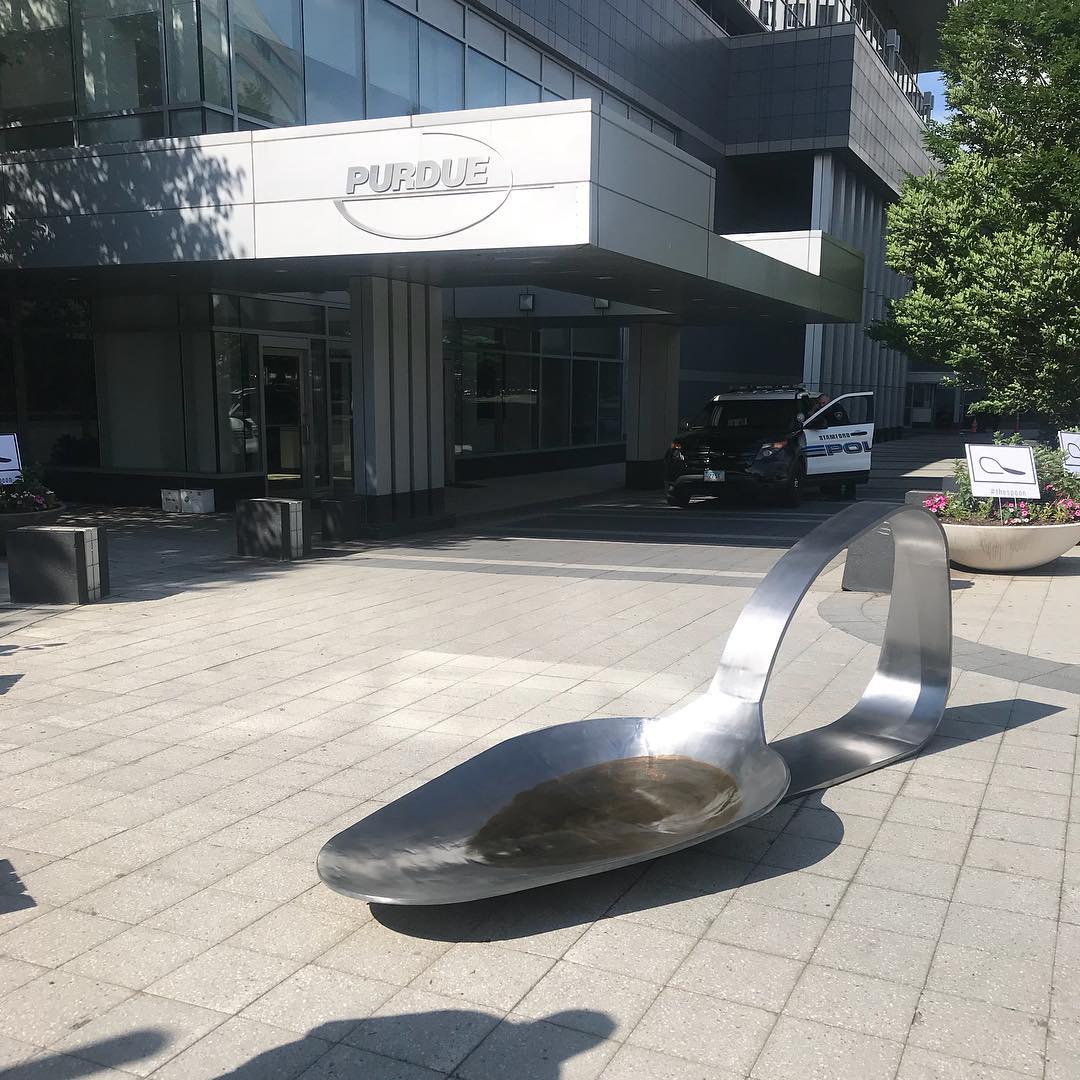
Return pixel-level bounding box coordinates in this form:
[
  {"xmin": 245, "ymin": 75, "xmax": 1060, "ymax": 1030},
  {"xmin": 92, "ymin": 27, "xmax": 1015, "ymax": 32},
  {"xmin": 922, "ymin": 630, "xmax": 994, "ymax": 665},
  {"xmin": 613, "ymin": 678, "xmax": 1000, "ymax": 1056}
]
[{"xmin": 0, "ymin": 0, "xmax": 944, "ymax": 520}]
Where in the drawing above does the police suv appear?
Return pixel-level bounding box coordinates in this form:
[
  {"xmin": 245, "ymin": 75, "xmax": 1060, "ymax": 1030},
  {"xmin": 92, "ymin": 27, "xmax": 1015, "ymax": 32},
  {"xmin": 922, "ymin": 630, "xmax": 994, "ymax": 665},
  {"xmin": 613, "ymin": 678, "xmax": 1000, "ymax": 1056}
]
[{"xmin": 664, "ymin": 386, "xmax": 875, "ymax": 507}]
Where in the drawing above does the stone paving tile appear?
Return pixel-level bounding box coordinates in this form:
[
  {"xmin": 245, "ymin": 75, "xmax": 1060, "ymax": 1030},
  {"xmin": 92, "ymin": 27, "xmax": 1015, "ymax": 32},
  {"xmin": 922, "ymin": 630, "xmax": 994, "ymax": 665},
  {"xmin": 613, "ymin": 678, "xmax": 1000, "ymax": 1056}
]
[{"xmin": 750, "ymin": 1015, "xmax": 903, "ymax": 1080}]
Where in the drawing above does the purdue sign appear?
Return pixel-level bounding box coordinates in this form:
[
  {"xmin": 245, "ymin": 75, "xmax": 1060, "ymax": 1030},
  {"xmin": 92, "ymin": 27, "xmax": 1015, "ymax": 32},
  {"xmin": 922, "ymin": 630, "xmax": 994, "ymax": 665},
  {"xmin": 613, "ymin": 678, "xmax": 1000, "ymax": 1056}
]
[
  {"xmin": 345, "ymin": 157, "xmax": 491, "ymax": 195},
  {"xmin": 334, "ymin": 133, "xmax": 512, "ymax": 240}
]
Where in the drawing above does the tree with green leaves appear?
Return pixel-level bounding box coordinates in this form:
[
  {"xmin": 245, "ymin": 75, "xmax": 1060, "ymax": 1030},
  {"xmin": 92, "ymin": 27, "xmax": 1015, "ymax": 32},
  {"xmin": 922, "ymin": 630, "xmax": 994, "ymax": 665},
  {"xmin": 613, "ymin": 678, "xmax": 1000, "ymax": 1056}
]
[{"xmin": 871, "ymin": 0, "xmax": 1080, "ymax": 427}]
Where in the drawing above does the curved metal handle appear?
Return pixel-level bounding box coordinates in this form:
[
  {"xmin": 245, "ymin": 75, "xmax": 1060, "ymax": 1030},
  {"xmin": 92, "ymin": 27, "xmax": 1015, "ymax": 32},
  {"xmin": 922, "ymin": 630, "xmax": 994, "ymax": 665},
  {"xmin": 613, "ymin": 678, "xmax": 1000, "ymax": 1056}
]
[{"xmin": 710, "ymin": 501, "xmax": 952, "ymax": 796}]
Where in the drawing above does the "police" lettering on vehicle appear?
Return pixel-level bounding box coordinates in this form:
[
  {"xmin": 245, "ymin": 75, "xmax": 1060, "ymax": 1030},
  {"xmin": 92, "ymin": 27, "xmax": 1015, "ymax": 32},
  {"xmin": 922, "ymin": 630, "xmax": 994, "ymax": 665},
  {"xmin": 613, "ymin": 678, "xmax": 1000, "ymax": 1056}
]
[{"xmin": 804, "ymin": 441, "xmax": 872, "ymax": 457}]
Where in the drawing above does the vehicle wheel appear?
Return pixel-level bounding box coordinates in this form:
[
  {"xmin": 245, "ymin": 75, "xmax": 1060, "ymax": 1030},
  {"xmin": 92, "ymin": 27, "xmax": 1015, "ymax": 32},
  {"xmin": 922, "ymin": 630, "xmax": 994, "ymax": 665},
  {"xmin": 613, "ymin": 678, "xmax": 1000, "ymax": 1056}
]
[
  {"xmin": 779, "ymin": 463, "xmax": 803, "ymax": 507},
  {"xmin": 666, "ymin": 490, "xmax": 692, "ymax": 508}
]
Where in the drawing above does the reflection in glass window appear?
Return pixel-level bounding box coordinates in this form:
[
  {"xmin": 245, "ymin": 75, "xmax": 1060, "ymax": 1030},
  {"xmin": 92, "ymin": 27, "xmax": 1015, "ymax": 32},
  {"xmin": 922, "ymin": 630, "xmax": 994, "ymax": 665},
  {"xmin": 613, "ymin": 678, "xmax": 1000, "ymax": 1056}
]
[
  {"xmin": 0, "ymin": 0, "xmax": 76, "ymax": 122},
  {"xmin": 1, "ymin": 120, "xmax": 74, "ymax": 149},
  {"xmin": 366, "ymin": 0, "xmax": 417, "ymax": 118},
  {"xmin": 571, "ymin": 359, "xmax": 598, "ymax": 445},
  {"xmin": 505, "ymin": 69, "xmax": 539, "ymax": 106},
  {"xmin": 329, "ymin": 344, "xmax": 353, "ymax": 488},
  {"xmin": 304, "ymin": 0, "xmax": 363, "ymax": 123},
  {"xmin": 540, "ymin": 355, "xmax": 570, "ymax": 449},
  {"xmin": 200, "ymin": 0, "xmax": 230, "ymax": 107},
  {"xmin": 597, "ymin": 362, "xmax": 623, "ymax": 442},
  {"xmin": 166, "ymin": 0, "xmax": 199, "ymax": 101},
  {"xmin": 233, "ymin": 0, "xmax": 303, "ymax": 124},
  {"xmin": 214, "ymin": 332, "xmax": 261, "ymax": 472},
  {"xmin": 77, "ymin": 0, "xmax": 164, "ymax": 113},
  {"xmin": 79, "ymin": 111, "xmax": 164, "ymax": 143},
  {"xmin": 419, "ymin": 23, "xmax": 463, "ymax": 113},
  {"xmin": 21, "ymin": 298, "xmax": 99, "ymax": 466},
  {"xmin": 466, "ymin": 49, "xmax": 503, "ymax": 109}
]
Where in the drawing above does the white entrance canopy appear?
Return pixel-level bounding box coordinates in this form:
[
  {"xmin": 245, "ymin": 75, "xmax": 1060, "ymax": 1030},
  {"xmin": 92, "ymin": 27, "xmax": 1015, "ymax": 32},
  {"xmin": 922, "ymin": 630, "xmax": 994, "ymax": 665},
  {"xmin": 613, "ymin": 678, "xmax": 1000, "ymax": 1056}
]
[{"xmin": 1, "ymin": 100, "xmax": 863, "ymax": 325}]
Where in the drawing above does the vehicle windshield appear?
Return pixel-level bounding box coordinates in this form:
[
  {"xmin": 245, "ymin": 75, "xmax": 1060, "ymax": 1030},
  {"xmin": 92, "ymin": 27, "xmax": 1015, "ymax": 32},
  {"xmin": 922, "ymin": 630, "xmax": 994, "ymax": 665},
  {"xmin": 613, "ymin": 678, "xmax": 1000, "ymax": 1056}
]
[{"xmin": 692, "ymin": 399, "xmax": 800, "ymax": 434}]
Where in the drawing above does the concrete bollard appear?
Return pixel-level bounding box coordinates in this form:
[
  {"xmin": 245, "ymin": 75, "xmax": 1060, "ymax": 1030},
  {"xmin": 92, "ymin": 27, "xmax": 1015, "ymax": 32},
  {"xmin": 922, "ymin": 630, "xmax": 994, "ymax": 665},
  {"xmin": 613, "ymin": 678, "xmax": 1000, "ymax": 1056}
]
[
  {"xmin": 236, "ymin": 498, "xmax": 311, "ymax": 560},
  {"xmin": 7, "ymin": 526, "xmax": 109, "ymax": 604}
]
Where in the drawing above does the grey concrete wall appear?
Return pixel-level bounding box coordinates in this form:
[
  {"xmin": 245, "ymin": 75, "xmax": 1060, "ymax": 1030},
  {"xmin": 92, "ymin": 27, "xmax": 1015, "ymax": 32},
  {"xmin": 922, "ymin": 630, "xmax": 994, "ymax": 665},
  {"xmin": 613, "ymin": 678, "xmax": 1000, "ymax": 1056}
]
[{"xmin": 802, "ymin": 151, "xmax": 908, "ymax": 432}]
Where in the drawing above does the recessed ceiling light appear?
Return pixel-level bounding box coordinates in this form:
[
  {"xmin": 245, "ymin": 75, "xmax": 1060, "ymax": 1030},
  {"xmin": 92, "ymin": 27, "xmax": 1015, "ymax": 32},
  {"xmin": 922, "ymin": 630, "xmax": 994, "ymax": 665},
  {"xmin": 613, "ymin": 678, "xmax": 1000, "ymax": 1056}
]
[{"xmin": 648, "ymin": 288, "xmax": 662, "ymax": 293}]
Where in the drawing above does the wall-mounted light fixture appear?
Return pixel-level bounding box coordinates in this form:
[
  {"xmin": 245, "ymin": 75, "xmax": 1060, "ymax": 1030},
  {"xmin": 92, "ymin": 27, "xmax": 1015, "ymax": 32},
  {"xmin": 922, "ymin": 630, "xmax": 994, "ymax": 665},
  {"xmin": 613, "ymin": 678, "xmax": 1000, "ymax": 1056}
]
[
  {"xmin": 518, "ymin": 293, "xmax": 535, "ymax": 312},
  {"xmin": 593, "ymin": 297, "xmax": 611, "ymax": 310}
]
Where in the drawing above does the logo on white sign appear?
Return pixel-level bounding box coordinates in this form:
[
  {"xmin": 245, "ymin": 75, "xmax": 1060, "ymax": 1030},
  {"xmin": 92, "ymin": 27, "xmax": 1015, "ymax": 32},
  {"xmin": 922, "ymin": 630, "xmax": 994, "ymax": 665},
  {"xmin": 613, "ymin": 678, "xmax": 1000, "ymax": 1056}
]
[
  {"xmin": 1059, "ymin": 431, "xmax": 1080, "ymax": 476},
  {"xmin": 334, "ymin": 132, "xmax": 513, "ymax": 240},
  {"xmin": 0, "ymin": 433, "xmax": 22, "ymax": 484},
  {"xmin": 965, "ymin": 443, "xmax": 1041, "ymax": 500}
]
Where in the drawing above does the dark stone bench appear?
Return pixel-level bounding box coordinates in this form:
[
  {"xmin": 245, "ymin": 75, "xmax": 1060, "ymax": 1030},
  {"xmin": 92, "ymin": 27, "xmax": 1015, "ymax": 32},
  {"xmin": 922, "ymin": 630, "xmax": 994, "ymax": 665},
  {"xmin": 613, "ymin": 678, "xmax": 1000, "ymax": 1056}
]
[
  {"xmin": 236, "ymin": 498, "xmax": 312, "ymax": 560},
  {"xmin": 7, "ymin": 526, "xmax": 109, "ymax": 604}
]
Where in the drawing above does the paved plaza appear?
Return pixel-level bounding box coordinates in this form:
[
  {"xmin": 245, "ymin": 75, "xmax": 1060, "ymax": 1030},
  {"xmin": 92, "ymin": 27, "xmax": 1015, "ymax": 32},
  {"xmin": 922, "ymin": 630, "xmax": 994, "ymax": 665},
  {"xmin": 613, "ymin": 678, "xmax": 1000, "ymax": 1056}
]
[{"xmin": 1, "ymin": 461, "xmax": 1078, "ymax": 1079}]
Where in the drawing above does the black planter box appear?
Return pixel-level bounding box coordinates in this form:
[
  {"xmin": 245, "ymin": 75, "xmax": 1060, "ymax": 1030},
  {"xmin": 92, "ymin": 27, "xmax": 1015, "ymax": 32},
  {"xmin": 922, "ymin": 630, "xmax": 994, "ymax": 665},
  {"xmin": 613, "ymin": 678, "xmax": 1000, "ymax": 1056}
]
[
  {"xmin": 7, "ymin": 526, "xmax": 110, "ymax": 604},
  {"xmin": 236, "ymin": 498, "xmax": 312, "ymax": 560}
]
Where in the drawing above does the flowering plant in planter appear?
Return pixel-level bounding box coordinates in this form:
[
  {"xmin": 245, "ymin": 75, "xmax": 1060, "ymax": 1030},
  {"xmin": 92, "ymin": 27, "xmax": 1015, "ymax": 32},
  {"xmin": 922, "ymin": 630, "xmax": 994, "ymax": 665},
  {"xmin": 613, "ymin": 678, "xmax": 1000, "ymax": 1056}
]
[
  {"xmin": 0, "ymin": 468, "xmax": 61, "ymax": 515},
  {"xmin": 922, "ymin": 434, "xmax": 1080, "ymax": 526},
  {"xmin": 918, "ymin": 435, "xmax": 1080, "ymax": 572}
]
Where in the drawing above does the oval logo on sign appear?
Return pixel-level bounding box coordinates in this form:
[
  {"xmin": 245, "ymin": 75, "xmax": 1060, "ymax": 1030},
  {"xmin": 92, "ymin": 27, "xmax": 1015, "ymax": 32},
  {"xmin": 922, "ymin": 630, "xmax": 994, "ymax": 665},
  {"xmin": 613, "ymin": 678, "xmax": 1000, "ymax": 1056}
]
[{"xmin": 334, "ymin": 132, "xmax": 513, "ymax": 240}]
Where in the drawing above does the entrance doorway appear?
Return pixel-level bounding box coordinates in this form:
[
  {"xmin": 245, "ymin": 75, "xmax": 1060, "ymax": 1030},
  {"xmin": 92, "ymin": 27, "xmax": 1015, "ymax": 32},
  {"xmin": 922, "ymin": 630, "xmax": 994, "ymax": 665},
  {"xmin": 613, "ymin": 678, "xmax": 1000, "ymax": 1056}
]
[{"xmin": 260, "ymin": 338, "xmax": 330, "ymax": 496}]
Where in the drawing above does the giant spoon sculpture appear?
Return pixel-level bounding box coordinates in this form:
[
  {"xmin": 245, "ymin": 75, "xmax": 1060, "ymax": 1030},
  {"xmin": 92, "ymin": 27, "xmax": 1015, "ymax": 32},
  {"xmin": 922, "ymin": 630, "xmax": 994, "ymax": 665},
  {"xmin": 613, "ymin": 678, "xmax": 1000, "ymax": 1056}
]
[{"xmin": 319, "ymin": 502, "xmax": 951, "ymax": 905}]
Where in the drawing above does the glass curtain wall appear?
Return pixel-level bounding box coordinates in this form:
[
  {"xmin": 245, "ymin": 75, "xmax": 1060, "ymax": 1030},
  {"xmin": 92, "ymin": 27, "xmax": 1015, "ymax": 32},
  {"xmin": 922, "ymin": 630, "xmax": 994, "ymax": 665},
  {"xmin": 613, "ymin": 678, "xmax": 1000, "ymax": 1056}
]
[
  {"xmin": 2, "ymin": 0, "xmax": 678, "ymax": 150},
  {"xmin": 450, "ymin": 325, "xmax": 623, "ymax": 459}
]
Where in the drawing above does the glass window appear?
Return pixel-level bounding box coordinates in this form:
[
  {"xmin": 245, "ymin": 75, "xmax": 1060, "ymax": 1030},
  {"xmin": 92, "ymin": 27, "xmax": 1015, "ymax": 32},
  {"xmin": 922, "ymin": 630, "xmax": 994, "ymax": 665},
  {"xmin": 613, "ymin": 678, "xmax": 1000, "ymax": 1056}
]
[
  {"xmin": 169, "ymin": 107, "xmax": 203, "ymax": 135},
  {"xmin": 327, "ymin": 308, "xmax": 350, "ymax": 337},
  {"xmin": 77, "ymin": 0, "xmax": 164, "ymax": 113},
  {"xmin": 329, "ymin": 343, "xmax": 353, "ymax": 487},
  {"xmin": 506, "ymin": 36, "xmax": 539, "ymax": 80},
  {"xmin": 541, "ymin": 88, "xmax": 563, "ymax": 102},
  {"xmin": 651, "ymin": 120, "xmax": 676, "ymax": 145},
  {"xmin": 166, "ymin": 0, "xmax": 199, "ymax": 101},
  {"xmin": 597, "ymin": 362, "xmax": 622, "ymax": 442},
  {"xmin": 21, "ymin": 298, "xmax": 99, "ymax": 466},
  {"xmin": 309, "ymin": 339, "xmax": 330, "ymax": 488},
  {"xmin": 466, "ymin": 10, "xmax": 502, "ymax": 59},
  {"xmin": 0, "ymin": 311, "xmax": 16, "ymax": 432},
  {"xmin": 200, "ymin": 0, "xmax": 230, "ymax": 107},
  {"xmin": 1, "ymin": 120, "xmax": 74, "ymax": 150},
  {"xmin": 419, "ymin": 22, "xmax": 462, "ymax": 113},
  {"xmin": 0, "ymin": 0, "xmax": 76, "ymax": 122},
  {"xmin": 419, "ymin": 0, "xmax": 462, "ymax": 36},
  {"xmin": 466, "ymin": 48, "xmax": 503, "ymax": 109},
  {"xmin": 238, "ymin": 296, "xmax": 324, "ymax": 334},
  {"xmin": 602, "ymin": 92, "xmax": 628, "ymax": 118},
  {"xmin": 214, "ymin": 332, "xmax": 261, "ymax": 472},
  {"xmin": 571, "ymin": 358, "xmax": 598, "ymax": 445},
  {"xmin": 211, "ymin": 293, "xmax": 241, "ymax": 325},
  {"xmin": 505, "ymin": 69, "xmax": 539, "ymax": 106},
  {"xmin": 628, "ymin": 107, "xmax": 650, "ymax": 130},
  {"xmin": 79, "ymin": 111, "xmax": 164, "ymax": 143},
  {"xmin": 572, "ymin": 326, "xmax": 619, "ymax": 358},
  {"xmin": 540, "ymin": 354, "xmax": 569, "ymax": 449},
  {"xmin": 233, "ymin": 0, "xmax": 303, "ymax": 125},
  {"xmin": 541, "ymin": 55, "xmax": 572, "ymax": 98},
  {"xmin": 203, "ymin": 107, "xmax": 234, "ymax": 132},
  {"xmin": 304, "ymin": 0, "xmax": 363, "ymax": 124},
  {"xmin": 573, "ymin": 74, "xmax": 601, "ymax": 106},
  {"xmin": 366, "ymin": 0, "xmax": 417, "ymax": 118}
]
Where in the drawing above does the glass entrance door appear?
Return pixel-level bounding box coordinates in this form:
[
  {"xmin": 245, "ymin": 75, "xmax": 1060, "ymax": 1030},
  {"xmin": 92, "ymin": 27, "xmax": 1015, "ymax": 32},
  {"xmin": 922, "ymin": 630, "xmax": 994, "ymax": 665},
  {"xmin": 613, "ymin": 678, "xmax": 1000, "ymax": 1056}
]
[{"xmin": 260, "ymin": 340, "xmax": 330, "ymax": 496}]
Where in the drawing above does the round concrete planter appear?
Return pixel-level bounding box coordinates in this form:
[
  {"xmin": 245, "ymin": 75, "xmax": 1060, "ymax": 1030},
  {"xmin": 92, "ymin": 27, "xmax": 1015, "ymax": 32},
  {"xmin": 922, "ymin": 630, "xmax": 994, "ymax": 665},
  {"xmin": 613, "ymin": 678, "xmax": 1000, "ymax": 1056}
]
[
  {"xmin": 944, "ymin": 520, "xmax": 1080, "ymax": 572},
  {"xmin": 0, "ymin": 506, "xmax": 64, "ymax": 555}
]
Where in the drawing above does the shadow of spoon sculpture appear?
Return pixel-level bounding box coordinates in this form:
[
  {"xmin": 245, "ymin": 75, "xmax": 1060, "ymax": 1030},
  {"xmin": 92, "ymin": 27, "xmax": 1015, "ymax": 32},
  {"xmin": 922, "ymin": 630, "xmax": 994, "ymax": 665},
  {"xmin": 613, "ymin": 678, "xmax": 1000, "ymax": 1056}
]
[{"xmin": 318, "ymin": 502, "xmax": 952, "ymax": 905}]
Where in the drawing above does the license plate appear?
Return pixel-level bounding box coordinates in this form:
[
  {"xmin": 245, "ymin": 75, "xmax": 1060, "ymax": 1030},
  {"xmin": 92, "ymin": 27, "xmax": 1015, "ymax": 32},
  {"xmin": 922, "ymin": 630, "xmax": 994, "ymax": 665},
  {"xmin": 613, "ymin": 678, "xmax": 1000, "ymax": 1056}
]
[{"xmin": 703, "ymin": 469, "xmax": 725, "ymax": 482}]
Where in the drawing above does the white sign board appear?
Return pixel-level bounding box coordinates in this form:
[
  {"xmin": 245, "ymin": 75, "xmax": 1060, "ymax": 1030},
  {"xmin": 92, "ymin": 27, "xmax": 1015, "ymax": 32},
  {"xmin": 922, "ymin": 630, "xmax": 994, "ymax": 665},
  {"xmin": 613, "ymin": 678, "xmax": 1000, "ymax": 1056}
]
[
  {"xmin": 0, "ymin": 433, "xmax": 22, "ymax": 484},
  {"xmin": 1059, "ymin": 431, "xmax": 1080, "ymax": 476},
  {"xmin": 965, "ymin": 443, "xmax": 1041, "ymax": 500}
]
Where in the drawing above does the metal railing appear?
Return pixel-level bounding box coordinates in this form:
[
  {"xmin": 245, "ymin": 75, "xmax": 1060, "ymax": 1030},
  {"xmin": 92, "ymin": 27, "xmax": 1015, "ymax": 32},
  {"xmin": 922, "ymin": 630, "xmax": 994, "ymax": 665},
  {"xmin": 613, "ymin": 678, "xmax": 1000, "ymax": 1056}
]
[{"xmin": 735, "ymin": 0, "xmax": 932, "ymax": 120}]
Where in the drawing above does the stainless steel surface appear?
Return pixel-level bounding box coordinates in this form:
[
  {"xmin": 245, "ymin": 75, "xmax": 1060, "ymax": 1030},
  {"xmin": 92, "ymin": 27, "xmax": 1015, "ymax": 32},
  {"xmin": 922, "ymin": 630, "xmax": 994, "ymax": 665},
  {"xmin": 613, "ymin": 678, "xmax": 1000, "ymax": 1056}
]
[{"xmin": 318, "ymin": 502, "xmax": 951, "ymax": 905}]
